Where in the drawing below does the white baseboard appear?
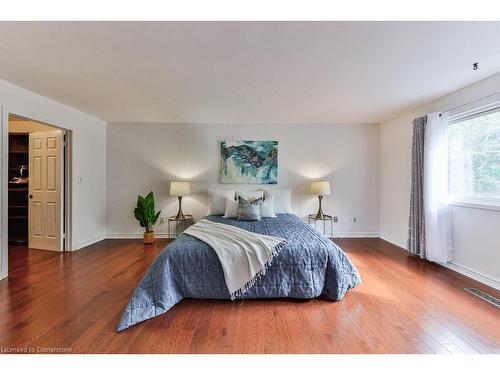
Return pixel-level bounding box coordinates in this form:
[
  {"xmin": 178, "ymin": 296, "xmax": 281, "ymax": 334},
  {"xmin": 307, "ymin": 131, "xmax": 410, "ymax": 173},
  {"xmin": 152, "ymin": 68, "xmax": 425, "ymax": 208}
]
[
  {"xmin": 74, "ymin": 233, "xmax": 106, "ymax": 250},
  {"xmin": 106, "ymin": 232, "xmax": 379, "ymax": 240},
  {"xmin": 333, "ymin": 232, "xmax": 380, "ymax": 238},
  {"xmin": 379, "ymin": 234, "xmax": 407, "ymax": 249},
  {"xmin": 440, "ymin": 262, "xmax": 500, "ymax": 291},
  {"xmin": 106, "ymin": 232, "xmax": 171, "ymax": 239},
  {"xmin": 380, "ymin": 234, "xmax": 499, "ymax": 291}
]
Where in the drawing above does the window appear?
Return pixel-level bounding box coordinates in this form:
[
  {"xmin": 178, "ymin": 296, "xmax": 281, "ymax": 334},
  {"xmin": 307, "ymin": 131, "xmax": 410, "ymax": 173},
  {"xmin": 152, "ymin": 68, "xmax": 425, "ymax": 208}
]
[{"xmin": 448, "ymin": 108, "xmax": 500, "ymax": 205}]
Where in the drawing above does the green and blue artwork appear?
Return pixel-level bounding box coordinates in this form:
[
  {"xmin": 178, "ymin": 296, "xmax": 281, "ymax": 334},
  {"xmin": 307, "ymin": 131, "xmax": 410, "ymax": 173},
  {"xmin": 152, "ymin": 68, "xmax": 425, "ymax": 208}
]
[{"xmin": 220, "ymin": 141, "xmax": 278, "ymax": 184}]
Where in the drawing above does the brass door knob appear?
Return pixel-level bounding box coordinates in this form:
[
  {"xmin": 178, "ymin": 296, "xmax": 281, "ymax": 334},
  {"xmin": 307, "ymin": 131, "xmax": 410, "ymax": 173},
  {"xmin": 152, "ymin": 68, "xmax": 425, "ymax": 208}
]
[{"xmin": 28, "ymin": 194, "xmax": 33, "ymax": 199}]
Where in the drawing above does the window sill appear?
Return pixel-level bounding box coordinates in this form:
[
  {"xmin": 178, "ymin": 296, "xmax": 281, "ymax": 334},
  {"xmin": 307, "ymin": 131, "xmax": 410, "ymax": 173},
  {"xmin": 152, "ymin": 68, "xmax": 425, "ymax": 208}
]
[{"xmin": 449, "ymin": 198, "xmax": 500, "ymax": 212}]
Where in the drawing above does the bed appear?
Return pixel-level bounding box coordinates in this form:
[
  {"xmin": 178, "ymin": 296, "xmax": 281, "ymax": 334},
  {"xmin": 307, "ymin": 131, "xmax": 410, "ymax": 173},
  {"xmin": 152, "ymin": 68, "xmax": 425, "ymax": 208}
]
[{"xmin": 117, "ymin": 214, "xmax": 361, "ymax": 331}]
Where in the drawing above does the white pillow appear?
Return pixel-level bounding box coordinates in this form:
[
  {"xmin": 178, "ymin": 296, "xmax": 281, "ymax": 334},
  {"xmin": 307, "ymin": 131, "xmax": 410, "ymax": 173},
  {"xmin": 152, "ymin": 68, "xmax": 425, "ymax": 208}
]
[
  {"xmin": 223, "ymin": 197, "xmax": 239, "ymax": 218},
  {"xmin": 236, "ymin": 190, "xmax": 264, "ymax": 201},
  {"xmin": 260, "ymin": 195, "xmax": 276, "ymax": 218},
  {"xmin": 207, "ymin": 189, "xmax": 235, "ymax": 215},
  {"xmin": 263, "ymin": 189, "xmax": 293, "ymax": 214}
]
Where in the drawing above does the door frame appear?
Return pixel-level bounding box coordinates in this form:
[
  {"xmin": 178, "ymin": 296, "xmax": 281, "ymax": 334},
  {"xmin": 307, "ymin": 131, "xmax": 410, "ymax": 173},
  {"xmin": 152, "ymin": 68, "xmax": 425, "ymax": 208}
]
[{"xmin": 1, "ymin": 109, "xmax": 72, "ymax": 278}]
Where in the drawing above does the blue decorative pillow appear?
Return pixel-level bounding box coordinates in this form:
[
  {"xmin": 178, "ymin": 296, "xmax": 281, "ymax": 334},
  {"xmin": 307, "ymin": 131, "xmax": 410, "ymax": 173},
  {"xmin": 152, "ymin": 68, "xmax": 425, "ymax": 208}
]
[{"xmin": 237, "ymin": 197, "xmax": 262, "ymax": 221}]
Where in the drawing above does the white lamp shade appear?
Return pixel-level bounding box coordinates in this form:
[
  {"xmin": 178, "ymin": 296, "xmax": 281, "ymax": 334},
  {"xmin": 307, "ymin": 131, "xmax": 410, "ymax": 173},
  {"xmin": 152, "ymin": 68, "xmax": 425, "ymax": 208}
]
[
  {"xmin": 170, "ymin": 181, "xmax": 191, "ymax": 196},
  {"xmin": 310, "ymin": 181, "xmax": 331, "ymax": 196}
]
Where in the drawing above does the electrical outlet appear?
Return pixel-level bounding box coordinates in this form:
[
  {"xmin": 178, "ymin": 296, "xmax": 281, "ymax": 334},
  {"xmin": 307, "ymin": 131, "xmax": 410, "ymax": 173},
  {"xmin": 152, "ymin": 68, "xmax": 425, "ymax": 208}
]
[
  {"xmin": 160, "ymin": 217, "xmax": 165, "ymax": 224},
  {"xmin": 333, "ymin": 216, "xmax": 338, "ymax": 223},
  {"xmin": 353, "ymin": 217, "xmax": 357, "ymax": 223}
]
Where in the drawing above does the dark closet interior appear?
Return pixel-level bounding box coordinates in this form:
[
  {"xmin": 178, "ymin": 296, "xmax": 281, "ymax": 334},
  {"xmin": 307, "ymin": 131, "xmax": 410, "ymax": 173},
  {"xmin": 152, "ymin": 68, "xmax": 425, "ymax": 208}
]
[{"xmin": 8, "ymin": 133, "xmax": 29, "ymax": 245}]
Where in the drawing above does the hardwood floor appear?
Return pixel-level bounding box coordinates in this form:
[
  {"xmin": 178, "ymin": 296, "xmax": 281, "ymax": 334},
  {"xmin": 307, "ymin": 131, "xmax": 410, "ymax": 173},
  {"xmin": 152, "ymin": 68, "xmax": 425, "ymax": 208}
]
[
  {"xmin": 0, "ymin": 238, "xmax": 499, "ymax": 354},
  {"xmin": 7, "ymin": 245, "xmax": 61, "ymax": 274}
]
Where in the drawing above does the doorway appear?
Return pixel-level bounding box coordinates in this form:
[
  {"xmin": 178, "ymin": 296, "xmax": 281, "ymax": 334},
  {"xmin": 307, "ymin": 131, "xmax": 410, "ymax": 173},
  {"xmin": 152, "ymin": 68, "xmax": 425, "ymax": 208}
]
[{"xmin": 7, "ymin": 114, "xmax": 72, "ymax": 273}]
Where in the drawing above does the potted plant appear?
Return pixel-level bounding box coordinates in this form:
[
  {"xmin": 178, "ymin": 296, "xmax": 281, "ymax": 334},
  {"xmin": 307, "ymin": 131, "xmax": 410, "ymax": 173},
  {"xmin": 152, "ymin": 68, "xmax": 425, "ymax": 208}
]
[{"xmin": 134, "ymin": 191, "xmax": 161, "ymax": 244}]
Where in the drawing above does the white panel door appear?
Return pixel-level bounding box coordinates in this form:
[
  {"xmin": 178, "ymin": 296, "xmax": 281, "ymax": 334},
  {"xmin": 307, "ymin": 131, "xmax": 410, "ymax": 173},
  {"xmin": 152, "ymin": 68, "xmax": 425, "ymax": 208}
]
[{"xmin": 28, "ymin": 131, "xmax": 63, "ymax": 251}]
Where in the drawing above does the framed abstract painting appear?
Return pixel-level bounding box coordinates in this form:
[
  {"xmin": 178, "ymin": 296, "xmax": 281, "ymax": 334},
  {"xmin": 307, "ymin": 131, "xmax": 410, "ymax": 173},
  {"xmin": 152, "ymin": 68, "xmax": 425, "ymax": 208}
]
[{"xmin": 220, "ymin": 140, "xmax": 278, "ymax": 184}]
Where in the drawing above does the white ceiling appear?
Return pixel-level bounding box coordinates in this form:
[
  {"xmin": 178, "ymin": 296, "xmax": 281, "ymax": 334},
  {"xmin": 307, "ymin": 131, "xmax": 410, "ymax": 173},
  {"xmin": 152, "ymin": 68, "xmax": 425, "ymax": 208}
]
[{"xmin": 0, "ymin": 21, "xmax": 500, "ymax": 124}]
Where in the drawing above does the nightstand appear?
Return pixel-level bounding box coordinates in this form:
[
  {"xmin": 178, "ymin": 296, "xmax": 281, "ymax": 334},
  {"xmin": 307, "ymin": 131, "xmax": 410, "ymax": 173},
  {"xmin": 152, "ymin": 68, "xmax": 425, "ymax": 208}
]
[
  {"xmin": 168, "ymin": 215, "xmax": 194, "ymax": 238},
  {"xmin": 308, "ymin": 214, "xmax": 333, "ymax": 237}
]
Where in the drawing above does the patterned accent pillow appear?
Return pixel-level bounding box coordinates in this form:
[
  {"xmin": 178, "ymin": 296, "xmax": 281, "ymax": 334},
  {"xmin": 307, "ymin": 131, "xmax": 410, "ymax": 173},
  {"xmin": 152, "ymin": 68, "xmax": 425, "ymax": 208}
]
[
  {"xmin": 236, "ymin": 190, "xmax": 264, "ymax": 202},
  {"xmin": 237, "ymin": 197, "xmax": 262, "ymax": 221}
]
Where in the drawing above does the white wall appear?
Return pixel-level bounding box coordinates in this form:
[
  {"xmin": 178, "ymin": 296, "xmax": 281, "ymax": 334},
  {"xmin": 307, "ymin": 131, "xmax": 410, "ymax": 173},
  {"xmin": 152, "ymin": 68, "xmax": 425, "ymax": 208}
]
[
  {"xmin": 380, "ymin": 72, "xmax": 500, "ymax": 288},
  {"xmin": 106, "ymin": 122, "xmax": 379, "ymax": 238},
  {"xmin": 1, "ymin": 79, "xmax": 106, "ymax": 279}
]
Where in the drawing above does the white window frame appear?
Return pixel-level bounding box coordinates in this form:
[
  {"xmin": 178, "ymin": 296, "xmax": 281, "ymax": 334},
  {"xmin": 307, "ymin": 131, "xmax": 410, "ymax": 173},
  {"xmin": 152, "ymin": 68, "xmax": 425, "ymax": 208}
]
[{"xmin": 447, "ymin": 100, "xmax": 500, "ymax": 211}]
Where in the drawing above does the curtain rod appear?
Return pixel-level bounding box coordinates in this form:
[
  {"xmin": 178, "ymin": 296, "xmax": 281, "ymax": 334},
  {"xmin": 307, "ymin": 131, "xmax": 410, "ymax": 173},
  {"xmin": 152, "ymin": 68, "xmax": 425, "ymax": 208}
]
[{"xmin": 439, "ymin": 91, "xmax": 500, "ymax": 117}]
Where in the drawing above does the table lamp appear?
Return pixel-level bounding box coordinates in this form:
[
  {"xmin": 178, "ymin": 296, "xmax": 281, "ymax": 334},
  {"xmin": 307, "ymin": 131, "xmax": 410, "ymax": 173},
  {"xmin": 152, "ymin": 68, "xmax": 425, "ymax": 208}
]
[
  {"xmin": 170, "ymin": 181, "xmax": 191, "ymax": 219},
  {"xmin": 310, "ymin": 181, "xmax": 331, "ymax": 219}
]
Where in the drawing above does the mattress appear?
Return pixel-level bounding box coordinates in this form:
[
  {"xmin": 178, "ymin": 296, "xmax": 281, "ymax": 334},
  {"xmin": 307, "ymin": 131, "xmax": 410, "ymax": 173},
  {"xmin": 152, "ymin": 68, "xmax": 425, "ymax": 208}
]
[{"xmin": 117, "ymin": 214, "xmax": 361, "ymax": 331}]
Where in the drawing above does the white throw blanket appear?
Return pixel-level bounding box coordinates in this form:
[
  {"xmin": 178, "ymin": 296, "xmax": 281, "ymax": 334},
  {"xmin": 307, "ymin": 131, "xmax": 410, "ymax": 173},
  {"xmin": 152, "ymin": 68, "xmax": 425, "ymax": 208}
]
[{"xmin": 183, "ymin": 219, "xmax": 287, "ymax": 299}]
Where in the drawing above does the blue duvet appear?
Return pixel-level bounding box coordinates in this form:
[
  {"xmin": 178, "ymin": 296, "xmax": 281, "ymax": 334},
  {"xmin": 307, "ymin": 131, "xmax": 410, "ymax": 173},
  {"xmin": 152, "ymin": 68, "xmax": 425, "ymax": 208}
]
[{"xmin": 117, "ymin": 214, "xmax": 361, "ymax": 331}]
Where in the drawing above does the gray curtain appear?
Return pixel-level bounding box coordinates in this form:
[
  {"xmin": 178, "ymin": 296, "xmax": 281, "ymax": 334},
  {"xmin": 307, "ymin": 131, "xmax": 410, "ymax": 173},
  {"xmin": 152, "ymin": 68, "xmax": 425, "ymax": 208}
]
[{"xmin": 408, "ymin": 116, "xmax": 427, "ymax": 257}]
